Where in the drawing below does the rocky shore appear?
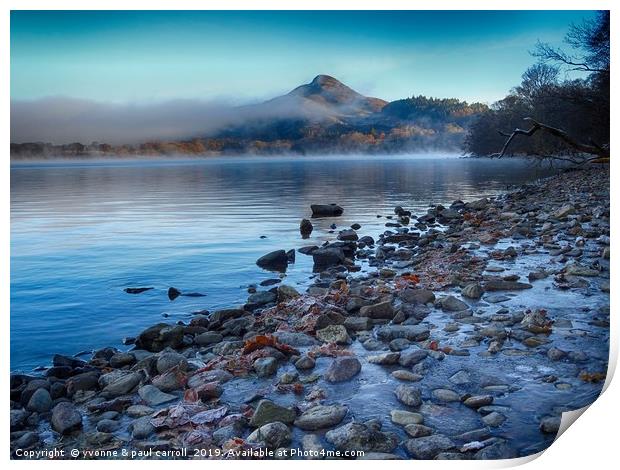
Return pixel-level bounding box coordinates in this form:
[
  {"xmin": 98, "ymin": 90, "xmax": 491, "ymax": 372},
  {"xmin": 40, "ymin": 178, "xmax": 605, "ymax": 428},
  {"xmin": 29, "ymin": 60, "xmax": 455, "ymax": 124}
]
[{"xmin": 10, "ymin": 166, "xmax": 610, "ymax": 460}]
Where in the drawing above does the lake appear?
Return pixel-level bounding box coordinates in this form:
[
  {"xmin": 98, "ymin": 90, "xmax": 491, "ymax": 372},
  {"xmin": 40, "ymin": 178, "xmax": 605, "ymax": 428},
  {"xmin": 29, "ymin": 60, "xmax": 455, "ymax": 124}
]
[{"xmin": 10, "ymin": 155, "xmax": 559, "ymax": 372}]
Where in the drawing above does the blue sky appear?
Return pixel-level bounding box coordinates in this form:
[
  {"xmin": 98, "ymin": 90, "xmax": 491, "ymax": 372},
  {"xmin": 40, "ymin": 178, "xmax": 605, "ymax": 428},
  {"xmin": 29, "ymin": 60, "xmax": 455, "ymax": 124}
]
[{"xmin": 11, "ymin": 10, "xmax": 595, "ymax": 104}]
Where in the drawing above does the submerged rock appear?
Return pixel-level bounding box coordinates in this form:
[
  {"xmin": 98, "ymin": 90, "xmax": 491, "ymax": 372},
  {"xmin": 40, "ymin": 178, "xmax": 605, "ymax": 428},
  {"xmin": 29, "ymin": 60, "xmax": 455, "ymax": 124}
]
[
  {"xmin": 311, "ymin": 204, "xmax": 344, "ymax": 217},
  {"xmin": 256, "ymin": 250, "xmax": 289, "ymax": 272}
]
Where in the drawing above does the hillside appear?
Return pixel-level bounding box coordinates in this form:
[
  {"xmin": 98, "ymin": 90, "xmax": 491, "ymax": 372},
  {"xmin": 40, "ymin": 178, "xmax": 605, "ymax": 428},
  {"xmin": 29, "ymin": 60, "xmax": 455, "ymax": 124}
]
[{"xmin": 11, "ymin": 75, "xmax": 488, "ymax": 158}]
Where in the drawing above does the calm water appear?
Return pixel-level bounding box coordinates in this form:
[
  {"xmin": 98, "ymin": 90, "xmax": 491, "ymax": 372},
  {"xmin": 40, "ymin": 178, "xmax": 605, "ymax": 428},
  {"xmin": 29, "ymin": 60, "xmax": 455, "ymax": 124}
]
[{"xmin": 10, "ymin": 155, "xmax": 559, "ymax": 372}]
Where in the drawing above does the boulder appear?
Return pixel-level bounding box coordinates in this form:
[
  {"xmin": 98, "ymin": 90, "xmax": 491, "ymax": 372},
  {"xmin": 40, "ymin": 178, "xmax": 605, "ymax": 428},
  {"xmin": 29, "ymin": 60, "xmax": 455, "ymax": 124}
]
[
  {"xmin": 311, "ymin": 204, "xmax": 344, "ymax": 217},
  {"xmin": 324, "ymin": 357, "xmax": 361, "ymax": 383},
  {"xmin": 51, "ymin": 402, "xmax": 82, "ymax": 435},
  {"xmin": 253, "ymin": 357, "xmax": 278, "ymax": 377},
  {"xmin": 395, "ymin": 385, "xmax": 422, "ymax": 407},
  {"xmin": 294, "ymin": 404, "xmax": 348, "ymax": 430},
  {"xmin": 135, "ymin": 323, "xmax": 184, "ymax": 352},
  {"xmin": 316, "ymin": 325, "xmax": 351, "ymax": 345},
  {"xmin": 359, "ymin": 300, "xmax": 395, "ymax": 319},
  {"xmin": 246, "ymin": 422, "xmax": 291, "ymax": 450},
  {"xmin": 138, "ymin": 385, "xmax": 177, "ymax": 406},
  {"xmin": 400, "ymin": 288, "xmax": 435, "ymax": 305},
  {"xmin": 312, "ymin": 247, "xmax": 345, "ymax": 268},
  {"xmin": 325, "ymin": 422, "xmax": 398, "ymax": 453},
  {"xmin": 461, "ymin": 283, "xmax": 484, "ymax": 299},
  {"xmin": 439, "ymin": 296, "xmax": 469, "ymax": 312},
  {"xmin": 256, "ymin": 250, "xmax": 289, "ymax": 272},
  {"xmin": 300, "ymin": 219, "xmax": 313, "ymax": 238},
  {"xmin": 405, "ymin": 435, "xmax": 455, "ymax": 459},
  {"xmin": 250, "ymin": 400, "xmax": 296, "ymax": 428}
]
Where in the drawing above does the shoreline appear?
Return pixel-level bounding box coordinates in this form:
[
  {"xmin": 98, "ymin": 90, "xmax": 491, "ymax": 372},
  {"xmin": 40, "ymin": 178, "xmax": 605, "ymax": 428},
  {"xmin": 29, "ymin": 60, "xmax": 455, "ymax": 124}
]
[{"xmin": 10, "ymin": 166, "xmax": 610, "ymax": 460}]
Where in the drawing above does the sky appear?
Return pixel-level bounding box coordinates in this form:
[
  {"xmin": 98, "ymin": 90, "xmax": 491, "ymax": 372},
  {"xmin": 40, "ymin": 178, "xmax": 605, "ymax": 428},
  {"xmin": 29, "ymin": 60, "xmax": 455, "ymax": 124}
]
[
  {"xmin": 10, "ymin": 10, "xmax": 597, "ymax": 144},
  {"xmin": 11, "ymin": 10, "xmax": 596, "ymax": 103}
]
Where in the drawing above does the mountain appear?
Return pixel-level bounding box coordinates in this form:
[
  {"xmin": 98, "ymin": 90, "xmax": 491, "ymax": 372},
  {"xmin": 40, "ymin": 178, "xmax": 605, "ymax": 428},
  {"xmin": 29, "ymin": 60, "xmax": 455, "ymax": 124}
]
[{"xmin": 10, "ymin": 75, "xmax": 489, "ymax": 158}]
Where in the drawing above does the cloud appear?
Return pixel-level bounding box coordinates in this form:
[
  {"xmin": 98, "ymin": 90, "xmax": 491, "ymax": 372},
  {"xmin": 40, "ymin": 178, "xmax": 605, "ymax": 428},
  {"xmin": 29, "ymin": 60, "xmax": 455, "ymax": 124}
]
[{"xmin": 10, "ymin": 97, "xmax": 243, "ymax": 145}]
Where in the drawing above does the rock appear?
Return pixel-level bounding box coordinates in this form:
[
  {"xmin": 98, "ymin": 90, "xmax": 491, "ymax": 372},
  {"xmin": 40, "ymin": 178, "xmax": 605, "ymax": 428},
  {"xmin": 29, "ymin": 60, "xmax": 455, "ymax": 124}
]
[
  {"xmin": 547, "ymin": 347, "xmax": 567, "ymax": 361},
  {"xmin": 461, "ymin": 283, "xmax": 483, "ymax": 299},
  {"xmin": 554, "ymin": 204, "xmax": 575, "ymax": 219},
  {"xmin": 250, "ymin": 400, "xmax": 296, "ymax": 428},
  {"xmin": 152, "ymin": 366, "xmax": 186, "ymax": 392},
  {"xmin": 338, "ymin": 229, "xmax": 359, "ymax": 241},
  {"xmin": 395, "ymin": 385, "xmax": 422, "ymax": 407},
  {"xmin": 53, "ymin": 354, "xmax": 86, "ymax": 369},
  {"xmin": 124, "ymin": 287, "xmax": 153, "ymax": 294},
  {"xmin": 26, "ymin": 388, "xmax": 52, "ymax": 412},
  {"xmin": 301, "ymin": 434, "xmax": 324, "ymax": 459},
  {"xmin": 377, "ymin": 325, "xmax": 430, "ymax": 342},
  {"xmin": 156, "ymin": 352, "xmax": 188, "ymax": 374},
  {"xmin": 404, "ymin": 424, "xmax": 433, "ymax": 438},
  {"xmin": 294, "ymin": 404, "xmax": 348, "ymax": 430},
  {"xmin": 65, "ymin": 372, "xmax": 99, "ymax": 396},
  {"xmin": 101, "ymin": 372, "xmax": 142, "ymax": 398},
  {"xmin": 277, "ymin": 285, "xmax": 300, "ymax": 302},
  {"xmin": 311, "ymin": 204, "xmax": 344, "ymax": 217},
  {"xmin": 300, "ymin": 219, "xmax": 313, "ymax": 238},
  {"xmin": 324, "ymin": 357, "xmax": 361, "ymax": 383},
  {"xmin": 209, "ymin": 308, "xmax": 245, "ymax": 325},
  {"xmin": 464, "ymin": 395, "xmax": 494, "ymax": 408},
  {"xmin": 405, "ymin": 435, "xmax": 456, "ymax": 459},
  {"xmin": 449, "ymin": 370, "xmax": 471, "ymax": 385},
  {"xmin": 10, "ymin": 409, "xmax": 28, "ymax": 431},
  {"xmin": 135, "ymin": 323, "xmax": 184, "ymax": 352},
  {"xmin": 13, "ymin": 431, "xmax": 39, "ymax": 449},
  {"xmin": 294, "ymin": 355, "xmax": 316, "ymax": 370},
  {"xmin": 400, "ymin": 288, "xmax": 435, "ymax": 304},
  {"xmin": 254, "ymin": 357, "xmax": 278, "ymax": 377},
  {"xmin": 359, "ymin": 301, "xmax": 394, "ymax": 319},
  {"xmin": 325, "ymin": 422, "xmax": 398, "ymax": 453},
  {"xmin": 138, "ymin": 385, "xmax": 177, "ymax": 406},
  {"xmin": 131, "ymin": 416, "xmax": 155, "ymax": 439},
  {"xmin": 246, "ymin": 291, "xmax": 277, "ymax": 310},
  {"xmin": 368, "ymin": 352, "xmax": 401, "ymax": 365},
  {"xmin": 482, "ymin": 411, "xmax": 506, "ymax": 427},
  {"xmin": 195, "ymin": 332, "xmax": 223, "ymax": 346},
  {"xmin": 96, "ymin": 419, "xmax": 120, "ymax": 433},
  {"xmin": 390, "ymin": 410, "xmax": 423, "ymax": 426},
  {"xmin": 256, "ymin": 250, "xmax": 289, "ymax": 272},
  {"xmin": 564, "ymin": 263, "xmax": 600, "ymax": 277},
  {"xmin": 398, "ymin": 349, "xmax": 428, "ymax": 367},
  {"xmin": 312, "ymin": 247, "xmax": 345, "ymax": 268},
  {"xmin": 392, "ymin": 370, "xmax": 423, "ymax": 382},
  {"xmin": 483, "ymin": 280, "xmax": 533, "ymax": 291},
  {"xmin": 51, "ymin": 402, "xmax": 82, "ymax": 435},
  {"xmin": 540, "ymin": 416, "xmax": 561, "ymax": 434},
  {"xmin": 432, "ymin": 389, "xmax": 460, "ymax": 402},
  {"xmin": 274, "ymin": 331, "xmax": 318, "ymax": 347},
  {"xmin": 344, "ymin": 316, "xmax": 373, "ymax": 331},
  {"xmin": 316, "ymin": 325, "xmax": 351, "ymax": 345},
  {"xmin": 109, "ymin": 352, "xmax": 135, "ymax": 368},
  {"xmin": 167, "ymin": 287, "xmax": 181, "ymax": 300},
  {"xmin": 247, "ymin": 422, "xmax": 291, "ymax": 450},
  {"xmin": 474, "ymin": 440, "xmax": 517, "ymax": 459},
  {"xmin": 440, "ymin": 296, "xmax": 469, "ymax": 312},
  {"xmin": 126, "ymin": 405, "xmax": 155, "ymax": 418}
]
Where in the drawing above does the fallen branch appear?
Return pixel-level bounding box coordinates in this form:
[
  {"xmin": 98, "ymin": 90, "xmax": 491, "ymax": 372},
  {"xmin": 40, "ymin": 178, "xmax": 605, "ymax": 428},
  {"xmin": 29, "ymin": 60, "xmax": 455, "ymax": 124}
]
[{"xmin": 490, "ymin": 117, "xmax": 609, "ymax": 163}]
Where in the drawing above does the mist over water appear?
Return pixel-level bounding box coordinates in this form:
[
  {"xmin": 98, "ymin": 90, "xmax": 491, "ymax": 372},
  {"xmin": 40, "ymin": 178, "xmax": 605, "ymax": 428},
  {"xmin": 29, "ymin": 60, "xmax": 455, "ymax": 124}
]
[{"xmin": 10, "ymin": 155, "xmax": 559, "ymax": 372}]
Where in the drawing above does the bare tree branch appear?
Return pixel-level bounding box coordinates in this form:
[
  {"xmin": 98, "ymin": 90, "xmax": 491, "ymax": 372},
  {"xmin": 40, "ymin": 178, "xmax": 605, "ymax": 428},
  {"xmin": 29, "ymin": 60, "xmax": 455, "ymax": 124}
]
[{"xmin": 490, "ymin": 117, "xmax": 609, "ymax": 163}]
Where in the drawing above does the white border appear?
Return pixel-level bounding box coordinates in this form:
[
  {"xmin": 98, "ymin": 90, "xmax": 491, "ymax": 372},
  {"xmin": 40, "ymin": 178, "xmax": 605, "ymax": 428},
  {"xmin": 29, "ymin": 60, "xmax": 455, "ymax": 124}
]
[{"xmin": 2, "ymin": 1, "xmax": 617, "ymax": 469}]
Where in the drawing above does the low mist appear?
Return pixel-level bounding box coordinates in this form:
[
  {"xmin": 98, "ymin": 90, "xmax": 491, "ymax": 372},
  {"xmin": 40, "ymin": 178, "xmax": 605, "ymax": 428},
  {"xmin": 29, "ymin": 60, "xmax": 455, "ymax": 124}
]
[{"xmin": 10, "ymin": 97, "xmax": 246, "ymax": 144}]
